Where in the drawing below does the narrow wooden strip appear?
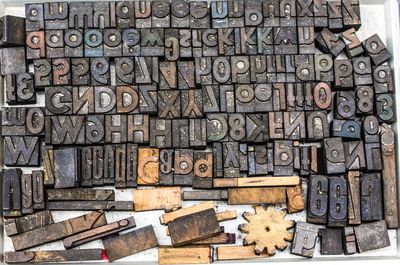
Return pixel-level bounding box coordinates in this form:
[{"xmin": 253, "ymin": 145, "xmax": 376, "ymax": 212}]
[
  {"xmin": 228, "ymin": 188, "xmax": 287, "ymax": 205},
  {"xmin": 213, "ymin": 176, "xmax": 299, "ymax": 188},
  {"xmin": 182, "ymin": 190, "xmax": 228, "ymax": 201},
  {"xmin": 46, "ymin": 188, "xmax": 115, "ymax": 201},
  {"xmin": 133, "ymin": 187, "xmax": 181, "ymax": 211},
  {"xmin": 46, "ymin": 201, "xmax": 133, "ymax": 211},
  {"xmin": 216, "ymin": 246, "xmax": 270, "ymax": 260},
  {"xmin": 216, "ymin": 210, "xmax": 237, "ymax": 222},
  {"xmin": 5, "ymin": 249, "xmax": 103, "ymax": 263},
  {"xmin": 191, "ymin": 233, "xmax": 236, "ymax": 245},
  {"xmin": 159, "ymin": 246, "xmax": 212, "ymax": 264},
  {"xmin": 160, "ymin": 201, "xmax": 214, "ymax": 224},
  {"xmin": 63, "ymin": 217, "xmax": 136, "ymax": 249}
]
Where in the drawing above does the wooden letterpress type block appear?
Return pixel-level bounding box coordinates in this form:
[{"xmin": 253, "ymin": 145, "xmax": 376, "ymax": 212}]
[
  {"xmin": 193, "ymin": 151, "xmax": 213, "ymax": 189},
  {"xmin": 307, "ymin": 175, "xmax": 328, "ymax": 224},
  {"xmin": 346, "ymin": 171, "xmax": 361, "ymax": 225},
  {"xmin": 211, "ymin": 1, "xmax": 229, "ymax": 28},
  {"xmin": 127, "ymin": 114, "xmax": 149, "ymax": 144},
  {"xmin": 340, "ymin": 28, "xmax": 364, "ymax": 58},
  {"xmin": 104, "ymin": 115, "xmax": 127, "ymax": 143},
  {"xmin": 291, "ymin": 222, "xmax": 319, "ymax": 258},
  {"xmin": 103, "ymin": 29, "xmax": 122, "ymax": 57},
  {"xmin": 171, "ymin": 0, "xmax": 190, "ymax": 28},
  {"xmin": 138, "ymin": 148, "xmax": 159, "ymax": 185},
  {"xmin": 319, "ymin": 228, "xmax": 343, "ymax": 255},
  {"xmin": 2, "ymin": 169, "xmax": 22, "ymax": 217},
  {"xmin": 343, "ymin": 227, "xmax": 357, "ymax": 254},
  {"xmin": 86, "ymin": 115, "xmax": 105, "ymax": 144},
  {"xmin": 4, "ymin": 136, "xmax": 40, "ymax": 167},
  {"xmin": 168, "ymin": 208, "xmax": 221, "ymax": 246},
  {"xmin": 380, "ymin": 124, "xmax": 399, "ymax": 228},
  {"xmin": 21, "ymin": 174, "xmax": 33, "ymax": 214},
  {"xmin": 335, "ymin": 91, "xmax": 356, "ymax": 120},
  {"xmin": 284, "ymin": 111, "xmax": 306, "ymax": 140},
  {"xmin": 274, "ymin": 140, "xmax": 294, "ymax": 176},
  {"xmin": 206, "ymin": 113, "xmax": 228, "ymax": 142},
  {"xmin": 45, "ymin": 30, "xmax": 64, "ymax": 58},
  {"xmin": 315, "ymin": 28, "xmax": 345, "ymax": 57},
  {"xmin": 354, "ymin": 221, "xmax": 390, "ymax": 253},
  {"xmin": 90, "ymin": 58, "xmax": 110, "ymax": 85},
  {"xmin": 361, "ymin": 173, "xmax": 383, "ymax": 222},
  {"xmin": 189, "ymin": 119, "xmax": 207, "ymax": 148},
  {"xmin": 373, "ymin": 65, "xmax": 394, "ymax": 94},
  {"xmin": 126, "ymin": 143, "xmax": 138, "ymax": 188},
  {"xmin": 306, "ymin": 111, "xmax": 330, "ymax": 140},
  {"xmin": 343, "ymin": 141, "xmax": 366, "ymax": 170},
  {"xmin": 189, "ymin": 1, "xmax": 210, "ymax": 28},
  {"xmin": 362, "ymin": 34, "xmax": 390, "ymax": 65},
  {"xmin": 54, "ymin": 148, "xmax": 79, "ymax": 189},
  {"xmin": 135, "ymin": 1, "xmax": 152, "ymax": 28},
  {"xmin": 174, "ymin": 149, "xmax": 194, "ymax": 186},
  {"xmin": 365, "ymin": 142, "xmax": 383, "ymax": 171},
  {"xmin": 331, "ymin": 119, "xmax": 361, "ymax": 139},
  {"xmin": 122, "ymin": 29, "xmax": 140, "ymax": 56},
  {"xmin": 323, "ymin": 137, "xmax": 346, "ymax": 174},
  {"xmin": 115, "ymin": 1, "xmax": 135, "ymax": 28},
  {"xmin": 71, "ymin": 58, "xmax": 89, "ymax": 85},
  {"xmin": 376, "ymin": 93, "xmax": 395, "ymax": 123},
  {"xmin": 223, "ymin": 142, "xmax": 240, "ymax": 178},
  {"xmin": 159, "ymin": 149, "xmax": 174, "ymax": 186},
  {"xmin": 150, "ymin": 119, "xmax": 172, "ymax": 148},
  {"xmin": 328, "ymin": 176, "xmax": 347, "ymax": 227}
]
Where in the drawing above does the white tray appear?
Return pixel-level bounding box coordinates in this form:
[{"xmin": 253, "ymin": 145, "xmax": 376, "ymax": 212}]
[{"xmin": 1, "ymin": 0, "xmax": 400, "ymax": 264}]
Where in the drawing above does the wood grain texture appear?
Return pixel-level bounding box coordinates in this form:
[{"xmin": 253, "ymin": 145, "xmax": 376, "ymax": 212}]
[
  {"xmin": 286, "ymin": 183, "xmax": 305, "ymax": 213},
  {"xmin": 103, "ymin": 225, "xmax": 158, "ymax": 262},
  {"xmin": 216, "ymin": 246, "xmax": 270, "ymax": 260},
  {"xmin": 168, "ymin": 208, "xmax": 221, "ymax": 246},
  {"xmin": 46, "ymin": 188, "xmax": 115, "ymax": 201},
  {"xmin": 213, "ymin": 176, "xmax": 300, "ymax": 188},
  {"xmin": 191, "ymin": 233, "xmax": 236, "ymax": 245},
  {"xmin": 137, "ymin": 148, "xmax": 159, "ymax": 185},
  {"xmin": 381, "ymin": 124, "xmax": 399, "ymax": 228},
  {"xmin": 347, "ymin": 171, "xmax": 361, "ymax": 225},
  {"xmin": 215, "ymin": 210, "xmax": 237, "ymax": 222},
  {"xmin": 159, "ymin": 246, "xmax": 212, "ymax": 264},
  {"xmin": 239, "ymin": 206, "xmax": 294, "ymax": 255},
  {"xmin": 228, "ymin": 188, "xmax": 287, "ymax": 205},
  {"xmin": 160, "ymin": 201, "xmax": 214, "ymax": 224},
  {"xmin": 133, "ymin": 187, "xmax": 181, "ymax": 211},
  {"xmin": 5, "ymin": 249, "xmax": 103, "ymax": 263},
  {"xmin": 11, "ymin": 211, "xmax": 106, "ymax": 251}
]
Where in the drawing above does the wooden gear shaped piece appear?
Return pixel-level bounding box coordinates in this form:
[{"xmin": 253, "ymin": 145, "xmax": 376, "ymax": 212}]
[{"xmin": 239, "ymin": 205, "xmax": 295, "ymax": 255}]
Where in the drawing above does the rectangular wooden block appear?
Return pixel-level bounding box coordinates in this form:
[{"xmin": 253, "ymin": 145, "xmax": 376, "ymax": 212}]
[
  {"xmin": 228, "ymin": 187, "xmax": 287, "ymax": 205},
  {"xmin": 160, "ymin": 201, "xmax": 214, "ymax": 224},
  {"xmin": 159, "ymin": 246, "xmax": 213, "ymax": 264},
  {"xmin": 213, "ymin": 176, "xmax": 300, "ymax": 188},
  {"xmin": 46, "ymin": 188, "xmax": 115, "ymax": 201},
  {"xmin": 168, "ymin": 208, "xmax": 221, "ymax": 246},
  {"xmin": 133, "ymin": 187, "xmax": 181, "ymax": 211},
  {"xmin": 5, "ymin": 249, "xmax": 104, "ymax": 263},
  {"xmin": 216, "ymin": 246, "xmax": 270, "ymax": 260},
  {"xmin": 103, "ymin": 225, "xmax": 159, "ymax": 262}
]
